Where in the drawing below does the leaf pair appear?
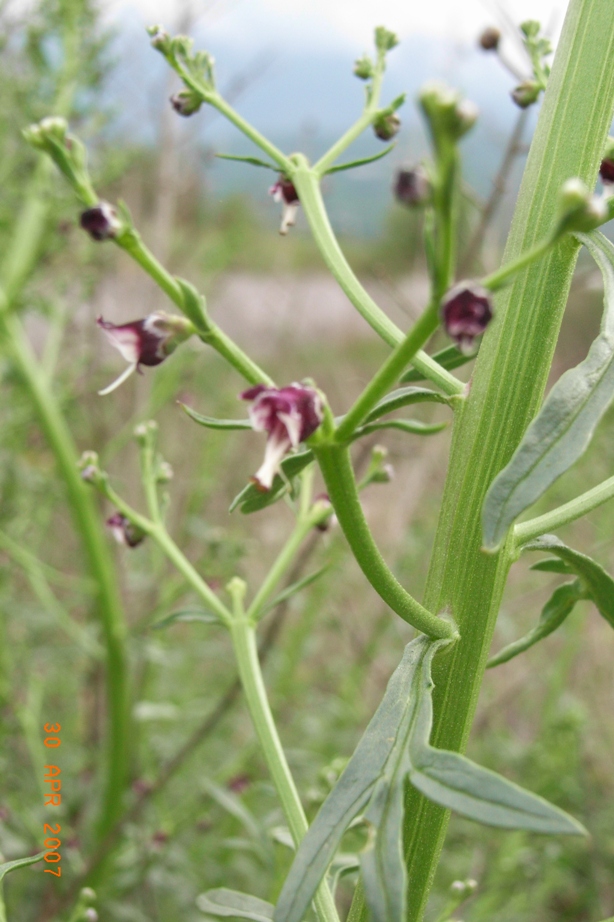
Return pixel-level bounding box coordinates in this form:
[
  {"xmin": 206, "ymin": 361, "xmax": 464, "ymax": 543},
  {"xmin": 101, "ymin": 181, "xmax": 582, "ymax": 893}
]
[
  {"xmin": 275, "ymin": 636, "xmax": 584, "ymax": 922},
  {"xmin": 488, "ymin": 534, "xmax": 614, "ymax": 667},
  {"xmin": 482, "ymin": 231, "xmax": 614, "ymax": 550}
]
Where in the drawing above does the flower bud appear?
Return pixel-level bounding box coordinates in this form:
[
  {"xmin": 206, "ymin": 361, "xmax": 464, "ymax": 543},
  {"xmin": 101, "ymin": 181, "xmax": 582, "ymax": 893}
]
[
  {"xmin": 147, "ymin": 25, "xmax": 171, "ymax": 54},
  {"xmin": 374, "ymin": 26, "xmax": 399, "ymax": 53},
  {"xmin": 556, "ymin": 178, "xmax": 607, "ymax": 234},
  {"xmin": 478, "ymin": 27, "xmax": 501, "ymax": 51},
  {"xmin": 80, "ymin": 887, "xmax": 96, "ymax": 901},
  {"xmin": 394, "ymin": 165, "xmax": 430, "ymax": 207},
  {"xmin": 441, "ymin": 282, "xmax": 493, "ymax": 353},
  {"xmin": 373, "ymin": 111, "xmax": 401, "ymax": 141},
  {"xmin": 106, "ymin": 513, "xmax": 145, "ymax": 549},
  {"xmin": 23, "ymin": 116, "xmax": 68, "ymax": 150},
  {"xmin": 312, "ymin": 493, "xmax": 335, "ymax": 531},
  {"xmin": 419, "ymin": 82, "xmax": 478, "ymax": 142},
  {"xmin": 170, "ymin": 89, "xmax": 202, "ymax": 117},
  {"xmin": 80, "ymin": 201, "xmax": 122, "ymax": 241},
  {"xmin": 84, "ymin": 911, "xmax": 98, "ymax": 922},
  {"xmin": 353, "ymin": 55, "xmax": 374, "ymax": 80},
  {"xmin": 511, "ymin": 80, "xmax": 541, "ymax": 109},
  {"xmin": 79, "ymin": 451, "xmax": 103, "ymax": 485}
]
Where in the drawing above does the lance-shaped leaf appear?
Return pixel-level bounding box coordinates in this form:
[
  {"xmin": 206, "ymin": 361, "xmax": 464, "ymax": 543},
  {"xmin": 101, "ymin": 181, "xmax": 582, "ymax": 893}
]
[
  {"xmin": 264, "ymin": 567, "xmax": 328, "ymax": 613},
  {"xmin": 487, "ymin": 580, "xmax": 584, "ymax": 668},
  {"xmin": 407, "ymin": 648, "xmax": 587, "ymax": 835},
  {"xmin": 530, "ymin": 557, "xmax": 574, "ymax": 574},
  {"xmin": 0, "ymin": 852, "xmax": 45, "ymax": 883},
  {"xmin": 483, "ymin": 231, "xmax": 614, "ymax": 550},
  {"xmin": 216, "ymin": 153, "xmax": 278, "ymax": 171},
  {"xmin": 364, "ymin": 386, "xmax": 452, "ymax": 421},
  {"xmin": 353, "ymin": 419, "xmax": 448, "ymax": 438},
  {"xmin": 230, "ymin": 451, "xmax": 313, "ymax": 514},
  {"xmin": 197, "ymin": 889, "xmax": 274, "ymax": 922},
  {"xmin": 180, "ymin": 403, "xmax": 252, "ymax": 430},
  {"xmin": 153, "ymin": 609, "xmax": 223, "ymax": 630},
  {"xmin": 523, "ymin": 534, "xmax": 614, "ymax": 628},
  {"xmin": 325, "ymin": 144, "xmax": 396, "ymax": 174},
  {"xmin": 401, "ymin": 345, "xmax": 474, "ymax": 383},
  {"xmin": 274, "ymin": 637, "xmax": 438, "ymax": 922}
]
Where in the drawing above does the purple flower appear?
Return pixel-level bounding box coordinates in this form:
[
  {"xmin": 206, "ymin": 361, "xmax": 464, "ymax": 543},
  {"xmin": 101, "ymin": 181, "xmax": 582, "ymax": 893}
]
[
  {"xmin": 80, "ymin": 202, "xmax": 122, "ymax": 241},
  {"xmin": 599, "ymin": 158, "xmax": 614, "ymax": 185},
  {"xmin": 441, "ymin": 282, "xmax": 493, "ymax": 354},
  {"xmin": 269, "ymin": 178, "xmax": 299, "ymax": 235},
  {"xmin": 241, "ymin": 383, "xmax": 324, "ymax": 490},
  {"xmin": 106, "ymin": 513, "xmax": 145, "ymax": 548},
  {"xmin": 97, "ymin": 311, "xmax": 193, "ymax": 395}
]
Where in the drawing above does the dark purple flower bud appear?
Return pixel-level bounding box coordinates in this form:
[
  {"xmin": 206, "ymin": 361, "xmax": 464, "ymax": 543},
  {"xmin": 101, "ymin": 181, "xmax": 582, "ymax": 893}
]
[
  {"xmin": 511, "ymin": 80, "xmax": 541, "ymax": 109},
  {"xmin": 394, "ymin": 165, "xmax": 430, "ymax": 207},
  {"xmin": 106, "ymin": 513, "xmax": 145, "ymax": 548},
  {"xmin": 479, "ymin": 27, "xmax": 501, "ymax": 50},
  {"xmin": 441, "ymin": 282, "xmax": 493, "ymax": 354},
  {"xmin": 599, "ymin": 158, "xmax": 614, "ymax": 185},
  {"xmin": 373, "ymin": 112, "xmax": 401, "ymax": 141},
  {"xmin": 80, "ymin": 201, "xmax": 122, "ymax": 241},
  {"xmin": 97, "ymin": 311, "xmax": 194, "ymax": 394},
  {"xmin": 169, "ymin": 89, "xmax": 202, "ymax": 117},
  {"xmin": 269, "ymin": 177, "xmax": 300, "ymax": 235},
  {"xmin": 241, "ymin": 383, "xmax": 324, "ymax": 491}
]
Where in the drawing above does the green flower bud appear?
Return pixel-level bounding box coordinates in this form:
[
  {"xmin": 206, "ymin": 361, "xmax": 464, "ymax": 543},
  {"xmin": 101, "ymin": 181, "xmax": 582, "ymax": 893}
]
[
  {"xmin": 353, "ymin": 54, "xmax": 374, "ymax": 80},
  {"xmin": 511, "ymin": 80, "xmax": 541, "ymax": 109},
  {"xmin": 374, "ymin": 26, "xmax": 399, "ymax": 53},
  {"xmin": 373, "ymin": 111, "xmax": 400, "ymax": 141},
  {"xmin": 555, "ymin": 178, "xmax": 608, "ymax": 235},
  {"xmin": 419, "ymin": 81, "xmax": 478, "ymax": 143}
]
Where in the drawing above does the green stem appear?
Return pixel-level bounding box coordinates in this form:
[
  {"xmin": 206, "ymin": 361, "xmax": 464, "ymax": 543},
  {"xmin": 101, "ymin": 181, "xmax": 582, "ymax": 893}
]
[
  {"xmin": 207, "ymin": 93, "xmax": 292, "ymax": 174},
  {"xmin": 0, "ymin": 303, "xmax": 130, "ymax": 841},
  {"xmin": 314, "ymin": 63, "xmax": 384, "ymax": 176},
  {"xmin": 117, "ymin": 231, "xmax": 273, "ymax": 386},
  {"xmin": 335, "ymin": 302, "xmax": 450, "ymax": 442},
  {"xmin": 394, "ymin": 3, "xmax": 614, "ymax": 918},
  {"xmin": 481, "ymin": 233, "xmax": 556, "ymax": 292},
  {"xmin": 228, "ymin": 607, "xmax": 339, "ymax": 922},
  {"xmin": 314, "ymin": 444, "xmax": 455, "ymax": 640},
  {"xmin": 514, "ymin": 473, "xmax": 614, "ymax": 546},
  {"xmin": 99, "ymin": 482, "xmax": 232, "ymax": 627},
  {"xmin": 291, "ymin": 160, "xmax": 464, "ymax": 396}
]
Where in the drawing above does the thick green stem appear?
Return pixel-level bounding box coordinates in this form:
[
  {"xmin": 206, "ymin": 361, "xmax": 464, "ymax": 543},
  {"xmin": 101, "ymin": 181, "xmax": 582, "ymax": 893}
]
[
  {"xmin": 0, "ymin": 305, "xmax": 130, "ymax": 840},
  {"xmin": 314, "ymin": 444, "xmax": 455, "ymax": 640},
  {"xmin": 291, "ymin": 161, "xmax": 464, "ymax": 397},
  {"xmin": 514, "ymin": 473, "xmax": 614, "ymax": 546},
  {"xmin": 396, "ymin": 3, "xmax": 614, "ymax": 918},
  {"xmin": 229, "ymin": 610, "xmax": 339, "ymax": 922}
]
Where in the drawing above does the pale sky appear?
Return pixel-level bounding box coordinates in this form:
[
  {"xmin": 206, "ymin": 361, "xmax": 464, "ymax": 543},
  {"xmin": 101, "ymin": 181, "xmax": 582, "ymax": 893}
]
[{"xmin": 105, "ymin": 0, "xmax": 568, "ymax": 50}]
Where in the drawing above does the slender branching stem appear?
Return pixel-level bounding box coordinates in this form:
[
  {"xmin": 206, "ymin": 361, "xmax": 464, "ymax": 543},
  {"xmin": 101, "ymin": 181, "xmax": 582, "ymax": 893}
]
[
  {"xmin": 481, "ymin": 233, "xmax": 558, "ymax": 292},
  {"xmin": 514, "ymin": 473, "xmax": 614, "ymax": 547},
  {"xmin": 314, "ymin": 443, "xmax": 456, "ymax": 639}
]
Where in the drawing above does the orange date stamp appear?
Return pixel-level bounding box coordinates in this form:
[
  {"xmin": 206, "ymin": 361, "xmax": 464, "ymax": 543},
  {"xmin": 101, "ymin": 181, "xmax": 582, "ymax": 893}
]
[{"xmin": 43, "ymin": 722, "xmax": 62, "ymax": 877}]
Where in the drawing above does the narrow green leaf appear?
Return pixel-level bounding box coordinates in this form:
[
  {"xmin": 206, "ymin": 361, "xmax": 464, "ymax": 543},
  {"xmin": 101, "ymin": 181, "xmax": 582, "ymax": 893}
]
[
  {"xmin": 487, "ymin": 581, "xmax": 583, "ymax": 668},
  {"xmin": 152, "ymin": 609, "xmax": 222, "ymax": 630},
  {"xmin": 264, "ymin": 567, "xmax": 328, "ymax": 613},
  {"xmin": 364, "ymin": 386, "xmax": 452, "ymax": 422},
  {"xmin": 229, "ymin": 452, "xmax": 313, "ymax": 514},
  {"xmin": 216, "ymin": 152, "xmax": 278, "ymax": 171},
  {"xmin": 524, "ymin": 534, "xmax": 614, "ymax": 627},
  {"xmin": 401, "ymin": 345, "xmax": 474, "ymax": 383},
  {"xmin": 354, "ymin": 419, "xmax": 448, "ymax": 438},
  {"xmin": 274, "ymin": 637, "xmax": 436, "ymax": 922},
  {"xmin": 180, "ymin": 403, "xmax": 252, "ymax": 430},
  {"xmin": 483, "ymin": 231, "xmax": 614, "ymax": 550},
  {"xmin": 530, "ymin": 558, "xmax": 573, "ymax": 574},
  {"xmin": 408, "ymin": 646, "xmax": 587, "ymax": 835},
  {"xmin": 328, "ymin": 853, "xmax": 360, "ymax": 897},
  {"xmin": 196, "ymin": 889, "xmax": 274, "ymax": 922},
  {"xmin": 0, "ymin": 852, "xmax": 45, "ymax": 881},
  {"xmin": 325, "ymin": 144, "xmax": 396, "ymax": 175}
]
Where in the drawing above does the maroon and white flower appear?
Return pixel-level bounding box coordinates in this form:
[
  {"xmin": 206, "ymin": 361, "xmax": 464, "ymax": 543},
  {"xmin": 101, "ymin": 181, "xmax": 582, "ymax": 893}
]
[
  {"xmin": 241, "ymin": 383, "xmax": 324, "ymax": 490},
  {"xmin": 106, "ymin": 512, "xmax": 145, "ymax": 548},
  {"xmin": 441, "ymin": 282, "xmax": 493, "ymax": 354},
  {"xmin": 97, "ymin": 311, "xmax": 193, "ymax": 395},
  {"xmin": 394, "ymin": 165, "xmax": 430, "ymax": 207},
  {"xmin": 80, "ymin": 201, "xmax": 122, "ymax": 241},
  {"xmin": 269, "ymin": 178, "xmax": 299, "ymax": 235}
]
